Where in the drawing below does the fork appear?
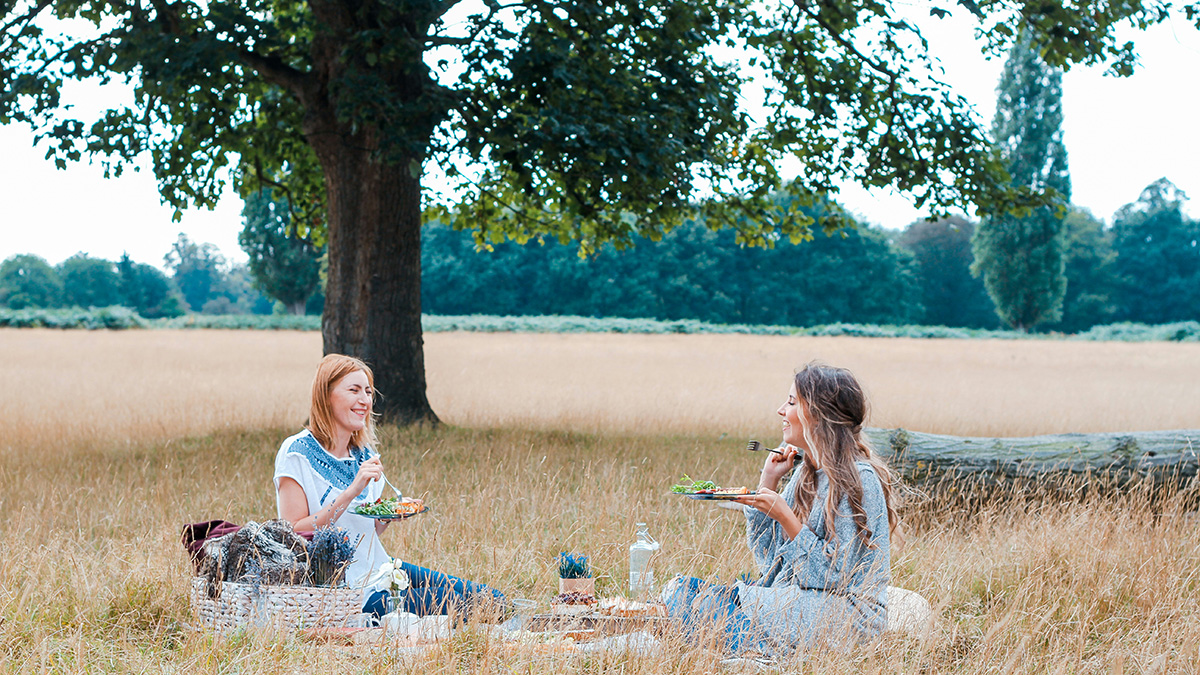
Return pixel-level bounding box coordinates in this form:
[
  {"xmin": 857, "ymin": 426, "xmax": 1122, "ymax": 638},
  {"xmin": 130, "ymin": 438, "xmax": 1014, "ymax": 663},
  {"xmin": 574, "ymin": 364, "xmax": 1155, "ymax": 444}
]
[
  {"xmin": 378, "ymin": 474, "xmax": 403, "ymax": 499},
  {"xmin": 747, "ymin": 440, "xmax": 803, "ymax": 464},
  {"xmin": 746, "ymin": 440, "xmax": 785, "ymax": 456}
]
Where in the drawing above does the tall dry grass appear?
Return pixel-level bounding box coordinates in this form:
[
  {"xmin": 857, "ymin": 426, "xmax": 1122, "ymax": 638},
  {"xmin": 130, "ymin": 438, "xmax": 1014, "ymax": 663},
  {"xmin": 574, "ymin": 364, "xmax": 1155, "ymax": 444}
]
[
  {"xmin": 4, "ymin": 329, "xmax": 1199, "ymax": 456},
  {"xmin": 2, "ymin": 329, "xmax": 1199, "ymax": 673}
]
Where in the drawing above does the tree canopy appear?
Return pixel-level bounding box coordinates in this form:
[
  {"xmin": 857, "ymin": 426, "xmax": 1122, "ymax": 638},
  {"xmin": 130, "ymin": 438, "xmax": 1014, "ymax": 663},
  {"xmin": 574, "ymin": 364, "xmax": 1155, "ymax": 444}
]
[
  {"xmin": 3, "ymin": 0, "xmax": 1194, "ymax": 420},
  {"xmin": 0, "ymin": 253, "xmax": 62, "ymax": 309},
  {"xmin": 896, "ymin": 216, "xmax": 998, "ymax": 329},
  {"xmin": 1112, "ymin": 179, "xmax": 1200, "ymax": 324},
  {"xmin": 972, "ymin": 26, "xmax": 1071, "ymax": 331},
  {"xmin": 423, "ymin": 205, "xmax": 922, "ymax": 327},
  {"xmin": 163, "ymin": 234, "xmax": 227, "ymax": 313},
  {"xmin": 58, "ymin": 253, "xmax": 122, "ymax": 308},
  {"xmin": 116, "ymin": 253, "xmax": 184, "ymax": 318},
  {"xmin": 239, "ymin": 189, "xmax": 323, "ymax": 315},
  {"xmin": 1050, "ymin": 209, "xmax": 1118, "ymax": 333}
]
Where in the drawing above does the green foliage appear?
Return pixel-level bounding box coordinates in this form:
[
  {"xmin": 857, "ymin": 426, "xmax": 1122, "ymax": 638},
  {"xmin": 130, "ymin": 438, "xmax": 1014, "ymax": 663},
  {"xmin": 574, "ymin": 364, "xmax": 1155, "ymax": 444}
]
[
  {"xmin": 422, "ymin": 216, "xmax": 922, "ymax": 328},
  {"xmin": 57, "ymin": 253, "xmax": 122, "ymax": 308},
  {"xmin": 201, "ymin": 263, "xmax": 274, "ymax": 316},
  {"xmin": 973, "ymin": 28, "xmax": 1071, "ymax": 331},
  {"xmin": 971, "ymin": 1, "xmax": 1190, "ymax": 76},
  {"xmin": 152, "ymin": 314, "xmax": 322, "ymax": 330},
  {"xmin": 4, "ymin": 0, "xmax": 1155, "ymax": 252},
  {"xmin": 421, "ymin": 315, "xmax": 1030, "ymax": 339},
  {"xmin": 0, "ymin": 254, "xmax": 62, "ymax": 309},
  {"xmin": 421, "ymin": 315, "xmax": 793, "ymax": 335},
  {"xmin": 161, "ymin": 234, "xmax": 271, "ymax": 315},
  {"xmin": 2, "ymin": 307, "xmax": 1195, "ymax": 342},
  {"xmin": 0, "ymin": 306, "xmax": 146, "ymax": 329},
  {"xmin": 238, "ymin": 190, "xmax": 323, "ymax": 314},
  {"xmin": 116, "ymin": 254, "xmax": 185, "ymax": 319},
  {"xmin": 1111, "ymin": 179, "xmax": 1200, "ymax": 325},
  {"xmin": 2, "ymin": 0, "xmax": 1182, "ymax": 422},
  {"xmin": 896, "ymin": 216, "xmax": 998, "ymax": 329},
  {"xmin": 163, "ymin": 234, "xmax": 227, "ymax": 313},
  {"xmin": 1074, "ymin": 322, "xmax": 1200, "ymax": 342},
  {"xmin": 1049, "ymin": 209, "xmax": 1119, "ymax": 332}
]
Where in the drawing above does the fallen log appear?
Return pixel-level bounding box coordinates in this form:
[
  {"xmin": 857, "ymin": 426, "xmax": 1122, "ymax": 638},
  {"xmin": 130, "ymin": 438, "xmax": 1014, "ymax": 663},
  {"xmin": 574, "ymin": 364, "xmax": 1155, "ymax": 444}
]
[{"xmin": 863, "ymin": 428, "xmax": 1200, "ymax": 492}]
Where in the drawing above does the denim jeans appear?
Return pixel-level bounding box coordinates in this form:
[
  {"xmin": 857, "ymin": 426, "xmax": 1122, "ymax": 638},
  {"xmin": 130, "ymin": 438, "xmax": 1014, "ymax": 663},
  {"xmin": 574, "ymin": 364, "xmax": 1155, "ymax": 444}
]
[
  {"xmin": 363, "ymin": 560, "xmax": 508, "ymax": 620},
  {"xmin": 662, "ymin": 575, "xmax": 762, "ymax": 655}
]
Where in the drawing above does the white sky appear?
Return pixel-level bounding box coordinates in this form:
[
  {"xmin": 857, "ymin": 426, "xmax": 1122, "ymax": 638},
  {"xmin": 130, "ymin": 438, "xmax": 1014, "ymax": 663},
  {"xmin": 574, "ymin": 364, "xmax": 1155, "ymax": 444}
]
[{"xmin": 0, "ymin": 9, "xmax": 1197, "ymax": 270}]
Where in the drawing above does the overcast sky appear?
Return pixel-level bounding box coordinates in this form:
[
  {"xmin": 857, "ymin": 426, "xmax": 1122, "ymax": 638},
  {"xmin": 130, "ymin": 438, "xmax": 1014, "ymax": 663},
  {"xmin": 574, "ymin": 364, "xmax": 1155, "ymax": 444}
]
[{"xmin": 0, "ymin": 9, "xmax": 1196, "ymax": 270}]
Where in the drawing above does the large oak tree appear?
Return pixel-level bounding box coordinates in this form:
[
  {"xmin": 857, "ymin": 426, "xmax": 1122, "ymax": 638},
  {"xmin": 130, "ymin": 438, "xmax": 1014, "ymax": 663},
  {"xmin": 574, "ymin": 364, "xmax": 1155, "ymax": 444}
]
[{"xmin": 2, "ymin": 0, "xmax": 1192, "ymax": 422}]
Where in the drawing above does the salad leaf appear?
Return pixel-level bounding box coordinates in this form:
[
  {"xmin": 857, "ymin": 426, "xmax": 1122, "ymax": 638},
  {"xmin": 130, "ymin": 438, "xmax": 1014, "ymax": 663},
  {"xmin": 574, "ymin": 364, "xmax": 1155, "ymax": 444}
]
[
  {"xmin": 355, "ymin": 496, "xmax": 401, "ymax": 516},
  {"xmin": 670, "ymin": 474, "xmax": 717, "ymax": 493}
]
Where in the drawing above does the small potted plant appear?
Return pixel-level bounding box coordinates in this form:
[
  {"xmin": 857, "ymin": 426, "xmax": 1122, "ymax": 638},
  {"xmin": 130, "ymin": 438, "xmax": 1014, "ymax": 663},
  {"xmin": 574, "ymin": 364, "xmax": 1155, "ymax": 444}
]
[{"xmin": 558, "ymin": 552, "xmax": 594, "ymax": 596}]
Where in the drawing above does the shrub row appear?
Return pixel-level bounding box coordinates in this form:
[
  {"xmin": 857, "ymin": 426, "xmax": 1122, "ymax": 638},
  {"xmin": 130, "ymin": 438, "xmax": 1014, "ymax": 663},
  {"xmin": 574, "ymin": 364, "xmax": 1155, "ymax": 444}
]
[
  {"xmin": 1072, "ymin": 321, "xmax": 1200, "ymax": 342},
  {"xmin": 0, "ymin": 306, "xmax": 147, "ymax": 329},
  {"xmin": 3, "ymin": 307, "xmax": 1198, "ymax": 342},
  {"xmin": 153, "ymin": 314, "xmax": 322, "ymax": 330}
]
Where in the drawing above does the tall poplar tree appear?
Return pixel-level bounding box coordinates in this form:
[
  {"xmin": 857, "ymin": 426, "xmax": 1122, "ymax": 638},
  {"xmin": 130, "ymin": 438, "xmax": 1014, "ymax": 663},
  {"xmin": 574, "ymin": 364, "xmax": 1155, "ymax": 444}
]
[{"xmin": 972, "ymin": 28, "xmax": 1071, "ymax": 332}]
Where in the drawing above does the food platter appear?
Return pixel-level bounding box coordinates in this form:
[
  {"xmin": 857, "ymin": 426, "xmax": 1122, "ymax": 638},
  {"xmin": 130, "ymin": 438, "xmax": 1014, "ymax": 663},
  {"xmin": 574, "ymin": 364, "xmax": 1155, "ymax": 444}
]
[
  {"xmin": 352, "ymin": 502, "xmax": 429, "ymax": 516},
  {"xmin": 681, "ymin": 487, "xmax": 744, "ymax": 499},
  {"xmin": 353, "ymin": 494, "xmax": 428, "ymax": 520},
  {"xmin": 670, "ymin": 475, "xmax": 750, "ymax": 501}
]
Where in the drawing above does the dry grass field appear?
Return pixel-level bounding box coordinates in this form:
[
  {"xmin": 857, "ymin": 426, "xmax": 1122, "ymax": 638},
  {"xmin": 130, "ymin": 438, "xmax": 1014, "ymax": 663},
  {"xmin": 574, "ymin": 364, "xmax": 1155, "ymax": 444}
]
[
  {"xmin": 2, "ymin": 328, "xmax": 1199, "ymax": 674},
  {"xmin": 5, "ymin": 328, "xmax": 1200, "ymax": 456}
]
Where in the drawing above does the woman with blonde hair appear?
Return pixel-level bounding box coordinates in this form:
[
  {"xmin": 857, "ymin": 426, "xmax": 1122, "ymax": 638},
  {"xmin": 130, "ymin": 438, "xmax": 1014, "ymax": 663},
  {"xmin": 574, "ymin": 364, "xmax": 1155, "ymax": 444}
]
[
  {"xmin": 663, "ymin": 362, "xmax": 899, "ymax": 653},
  {"xmin": 275, "ymin": 353, "xmax": 507, "ymax": 620}
]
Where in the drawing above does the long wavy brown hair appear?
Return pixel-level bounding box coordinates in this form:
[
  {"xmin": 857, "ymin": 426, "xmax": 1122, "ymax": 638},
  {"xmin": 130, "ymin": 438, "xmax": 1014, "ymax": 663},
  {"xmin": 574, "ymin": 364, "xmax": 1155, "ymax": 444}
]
[
  {"xmin": 789, "ymin": 362, "xmax": 899, "ymax": 548},
  {"xmin": 307, "ymin": 353, "xmax": 380, "ymax": 453}
]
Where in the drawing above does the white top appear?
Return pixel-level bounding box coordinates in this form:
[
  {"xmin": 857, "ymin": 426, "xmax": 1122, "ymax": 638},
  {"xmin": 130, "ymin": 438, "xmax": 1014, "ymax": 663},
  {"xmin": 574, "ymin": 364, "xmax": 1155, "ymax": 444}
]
[{"xmin": 273, "ymin": 429, "xmax": 390, "ymax": 591}]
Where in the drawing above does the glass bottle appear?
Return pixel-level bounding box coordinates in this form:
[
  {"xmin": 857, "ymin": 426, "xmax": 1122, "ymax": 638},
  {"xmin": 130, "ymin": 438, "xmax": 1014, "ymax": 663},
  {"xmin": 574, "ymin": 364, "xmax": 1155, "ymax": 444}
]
[{"xmin": 629, "ymin": 522, "xmax": 660, "ymax": 595}]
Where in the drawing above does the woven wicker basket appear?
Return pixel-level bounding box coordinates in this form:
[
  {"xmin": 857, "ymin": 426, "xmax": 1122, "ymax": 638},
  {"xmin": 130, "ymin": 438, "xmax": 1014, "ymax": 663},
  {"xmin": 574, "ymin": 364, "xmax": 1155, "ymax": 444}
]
[{"xmin": 190, "ymin": 577, "xmax": 363, "ymax": 632}]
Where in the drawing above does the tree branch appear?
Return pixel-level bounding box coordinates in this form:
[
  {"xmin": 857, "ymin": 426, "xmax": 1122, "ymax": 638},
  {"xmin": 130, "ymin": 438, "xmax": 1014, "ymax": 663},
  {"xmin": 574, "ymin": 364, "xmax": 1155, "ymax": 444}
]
[
  {"xmin": 140, "ymin": 0, "xmax": 311, "ymax": 100},
  {"xmin": 790, "ymin": 0, "xmax": 897, "ymax": 81},
  {"xmin": 236, "ymin": 49, "xmax": 311, "ymax": 101},
  {"xmin": 425, "ymin": 0, "xmax": 523, "ymax": 48},
  {"xmin": 20, "ymin": 35, "xmax": 114, "ymax": 84},
  {"xmin": 0, "ymin": 0, "xmax": 54, "ymax": 39},
  {"xmin": 147, "ymin": 0, "xmax": 183, "ymax": 36}
]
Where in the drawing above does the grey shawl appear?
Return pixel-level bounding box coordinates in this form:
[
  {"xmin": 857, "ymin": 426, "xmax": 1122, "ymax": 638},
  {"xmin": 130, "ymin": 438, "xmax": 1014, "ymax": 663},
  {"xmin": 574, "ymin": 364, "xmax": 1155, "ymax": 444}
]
[{"xmin": 736, "ymin": 461, "xmax": 890, "ymax": 651}]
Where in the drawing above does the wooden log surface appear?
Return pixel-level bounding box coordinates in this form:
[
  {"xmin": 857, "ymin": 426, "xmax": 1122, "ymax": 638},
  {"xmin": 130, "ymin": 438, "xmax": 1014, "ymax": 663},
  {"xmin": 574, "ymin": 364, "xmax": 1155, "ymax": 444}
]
[{"xmin": 863, "ymin": 428, "xmax": 1200, "ymax": 489}]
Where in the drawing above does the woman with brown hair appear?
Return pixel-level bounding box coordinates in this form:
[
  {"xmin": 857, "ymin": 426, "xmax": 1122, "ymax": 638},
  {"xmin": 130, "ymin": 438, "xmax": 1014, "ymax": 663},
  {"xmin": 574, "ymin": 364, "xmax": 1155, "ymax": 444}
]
[
  {"xmin": 663, "ymin": 362, "xmax": 899, "ymax": 654},
  {"xmin": 274, "ymin": 353, "xmax": 507, "ymax": 620}
]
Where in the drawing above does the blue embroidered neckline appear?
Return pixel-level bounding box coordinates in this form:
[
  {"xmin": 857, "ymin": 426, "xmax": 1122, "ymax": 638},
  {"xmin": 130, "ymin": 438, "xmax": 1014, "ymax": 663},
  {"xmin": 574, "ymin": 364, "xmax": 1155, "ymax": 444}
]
[{"xmin": 292, "ymin": 432, "xmax": 372, "ymax": 501}]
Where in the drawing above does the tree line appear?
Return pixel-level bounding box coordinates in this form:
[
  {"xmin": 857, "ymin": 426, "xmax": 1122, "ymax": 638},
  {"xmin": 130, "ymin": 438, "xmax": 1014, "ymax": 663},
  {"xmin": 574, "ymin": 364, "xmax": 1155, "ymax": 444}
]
[
  {"xmin": 0, "ymin": 190, "xmax": 329, "ymax": 317},
  {"xmin": 3, "ymin": 176, "xmax": 1194, "ymax": 333},
  {"xmin": 0, "ymin": 233, "xmax": 299, "ymax": 318},
  {"xmin": 420, "ymin": 178, "xmax": 1196, "ymax": 333}
]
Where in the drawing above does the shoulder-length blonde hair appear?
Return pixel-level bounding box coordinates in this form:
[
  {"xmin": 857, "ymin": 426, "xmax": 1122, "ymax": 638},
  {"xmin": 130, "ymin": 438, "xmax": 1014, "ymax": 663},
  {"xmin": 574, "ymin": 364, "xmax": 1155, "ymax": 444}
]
[{"xmin": 307, "ymin": 353, "xmax": 380, "ymax": 452}]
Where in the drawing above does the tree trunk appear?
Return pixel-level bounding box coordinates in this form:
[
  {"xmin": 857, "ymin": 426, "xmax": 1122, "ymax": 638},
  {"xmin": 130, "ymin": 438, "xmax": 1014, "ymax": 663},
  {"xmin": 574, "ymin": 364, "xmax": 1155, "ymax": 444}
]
[
  {"xmin": 309, "ymin": 127, "xmax": 438, "ymax": 425},
  {"xmin": 864, "ymin": 427, "xmax": 1200, "ymax": 491}
]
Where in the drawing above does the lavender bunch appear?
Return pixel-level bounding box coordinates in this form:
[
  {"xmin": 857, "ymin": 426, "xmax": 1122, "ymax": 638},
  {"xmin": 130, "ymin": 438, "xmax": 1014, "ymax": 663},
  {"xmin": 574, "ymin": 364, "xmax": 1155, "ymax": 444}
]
[{"xmin": 307, "ymin": 526, "xmax": 355, "ymax": 587}]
